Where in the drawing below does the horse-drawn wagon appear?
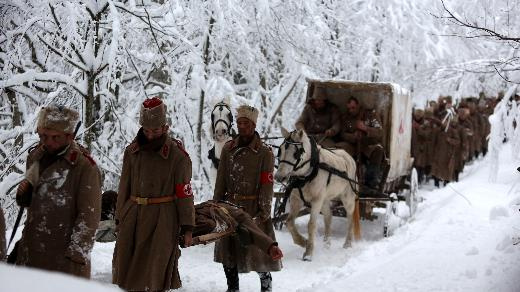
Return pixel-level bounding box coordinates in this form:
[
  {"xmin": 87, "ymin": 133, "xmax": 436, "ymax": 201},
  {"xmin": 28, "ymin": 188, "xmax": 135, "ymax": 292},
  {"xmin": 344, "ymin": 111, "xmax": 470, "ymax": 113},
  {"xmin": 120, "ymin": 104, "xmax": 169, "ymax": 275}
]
[{"xmin": 273, "ymin": 79, "xmax": 419, "ymax": 240}]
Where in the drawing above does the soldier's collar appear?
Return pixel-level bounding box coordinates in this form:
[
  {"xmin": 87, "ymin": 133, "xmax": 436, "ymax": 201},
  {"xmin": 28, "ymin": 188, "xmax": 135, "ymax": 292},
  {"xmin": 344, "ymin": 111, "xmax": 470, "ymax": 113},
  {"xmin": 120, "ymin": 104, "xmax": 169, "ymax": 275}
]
[
  {"xmin": 129, "ymin": 136, "xmax": 171, "ymax": 159},
  {"xmin": 63, "ymin": 142, "xmax": 80, "ymax": 165},
  {"xmin": 230, "ymin": 132, "xmax": 261, "ymax": 152}
]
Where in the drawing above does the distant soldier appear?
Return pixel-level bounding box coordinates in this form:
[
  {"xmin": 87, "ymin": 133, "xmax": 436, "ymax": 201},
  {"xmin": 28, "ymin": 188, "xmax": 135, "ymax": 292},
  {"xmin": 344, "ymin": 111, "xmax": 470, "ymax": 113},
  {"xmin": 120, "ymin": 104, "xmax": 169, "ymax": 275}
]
[
  {"xmin": 423, "ymin": 107, "xmax": 441, "ymax": 179},
  {"xmin": 214, "ymin": 105, "xmax": 282, "ymax": 292},
  {"xmin": 457, "ymin": 107, "xmax": 474, "ymax": 164},
  {"xmin": 478, "ymin": 102, "xmax": 492, "ymax": 156},
  {"xmin": 14, "ymin": 104, "xmax": 101, "ymax": 278},
  {"xmin": 431, "ymin": 111, "xmax": 461, "ymax": 186},
  {"xmin": 295, "ymin": 86, "xmax": 341, "ymax": 147},
  {"xmin": 411, "ymin": 109, "xmax": 432, "ymax": 183},
  {"xmin": 0, "ymin": 207, "xmax": 5, "ymax": 261},
  {"xmin": 467, "ymin": 101, "xmax": 483, "ymax": 158},
  {"xmin": 336, "ymin": 96, "xmax": 384, "ymax": 193},
  {"xmin": 112, "ymin": 97, "xmax": 195, "ymax": 291}
]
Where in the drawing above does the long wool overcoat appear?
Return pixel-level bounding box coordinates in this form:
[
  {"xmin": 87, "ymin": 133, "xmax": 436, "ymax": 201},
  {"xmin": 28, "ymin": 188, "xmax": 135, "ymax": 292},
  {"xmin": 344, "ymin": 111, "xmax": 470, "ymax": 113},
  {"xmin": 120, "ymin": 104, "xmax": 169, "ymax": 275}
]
[
  {"xmin": 431, "ymin": 123, "xmax": 461, "ymax": 181},
  {"xmin": 16, "ymin": 142, "xmax": 101, "ymax": 278},
  {"xmin": 213, "ymin": 133, "xmax": 282, "ymax": 273},
  {"xmin": 112, "ymin": 133, "xmax": 195, "ymax": 291}
]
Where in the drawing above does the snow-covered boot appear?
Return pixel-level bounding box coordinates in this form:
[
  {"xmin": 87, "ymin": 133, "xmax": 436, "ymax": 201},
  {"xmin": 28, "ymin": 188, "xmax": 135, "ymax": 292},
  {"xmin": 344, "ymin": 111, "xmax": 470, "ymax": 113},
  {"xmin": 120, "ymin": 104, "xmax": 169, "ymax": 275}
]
[
  {"xmin": 224, "ymin": 265, "xmax": 239, "ymax": 292},
  {"xmin": 258, "ymin": 272, "xmax": 272, "ymax": 292}
]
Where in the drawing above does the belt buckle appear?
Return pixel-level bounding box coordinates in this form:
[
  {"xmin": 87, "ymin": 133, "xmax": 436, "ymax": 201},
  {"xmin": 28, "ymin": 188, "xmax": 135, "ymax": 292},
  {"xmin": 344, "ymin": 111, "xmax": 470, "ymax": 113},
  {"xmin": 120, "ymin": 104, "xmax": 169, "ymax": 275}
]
[{"xmin": 136, "ymin": 197, "xmax": 148, "ymax": 205}]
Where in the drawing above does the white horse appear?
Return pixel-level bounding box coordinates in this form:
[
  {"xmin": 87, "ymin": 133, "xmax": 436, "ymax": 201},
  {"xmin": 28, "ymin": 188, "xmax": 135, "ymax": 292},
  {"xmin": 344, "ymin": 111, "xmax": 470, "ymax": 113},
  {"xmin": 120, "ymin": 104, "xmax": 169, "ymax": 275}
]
[
  {"xmin": 274, "ymin": 128, "xmax": 358, "ymax": 261},
  {"xmin": 208, "ymin": 99, "xmax": 234, "ymax": 188}
]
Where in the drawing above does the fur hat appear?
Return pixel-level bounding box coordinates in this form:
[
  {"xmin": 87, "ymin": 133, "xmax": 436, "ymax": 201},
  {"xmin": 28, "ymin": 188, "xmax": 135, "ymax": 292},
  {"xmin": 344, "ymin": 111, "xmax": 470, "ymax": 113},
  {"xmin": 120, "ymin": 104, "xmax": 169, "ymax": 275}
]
[
  {"xmin": 413, "ymin": 109, "xmax": 424, "ymax": 119},
  {"xmin": 236, "ymin": 105, "xmax": 259, "ymax": 124},
  {"xmin": 139, "ymin": 97, "xmax": 167, "ymax": 128},
  {"xmin": 37, "ymin": 105, "xmax": 79, "ymax": 134}
]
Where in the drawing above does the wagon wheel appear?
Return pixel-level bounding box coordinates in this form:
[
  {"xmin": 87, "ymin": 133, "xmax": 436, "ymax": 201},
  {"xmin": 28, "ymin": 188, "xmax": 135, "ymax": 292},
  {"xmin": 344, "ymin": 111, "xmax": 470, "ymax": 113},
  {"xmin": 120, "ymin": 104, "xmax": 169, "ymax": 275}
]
[
  {"xmin": 406, "ymin": 168, "xmax": 419, "ymax": 218},
  {"xmin": 273, "ymin": 192, "xmax": 288, "ymax": 230},
  {"xmin": 383, "ymin": 193, "xmax": 399, "ymax": 237}
]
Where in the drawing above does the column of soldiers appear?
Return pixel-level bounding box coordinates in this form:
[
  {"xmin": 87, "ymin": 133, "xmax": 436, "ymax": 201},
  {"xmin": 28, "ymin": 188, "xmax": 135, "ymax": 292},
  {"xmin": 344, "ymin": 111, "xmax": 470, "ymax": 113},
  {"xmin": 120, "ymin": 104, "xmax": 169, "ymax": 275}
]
[
  {"xmin": 2, "ymin": 93, "xmax": 282, "ymax": 292},
  {"xmin": 411, "ymin": 95, "xmax": 497, "ymax": 187}
]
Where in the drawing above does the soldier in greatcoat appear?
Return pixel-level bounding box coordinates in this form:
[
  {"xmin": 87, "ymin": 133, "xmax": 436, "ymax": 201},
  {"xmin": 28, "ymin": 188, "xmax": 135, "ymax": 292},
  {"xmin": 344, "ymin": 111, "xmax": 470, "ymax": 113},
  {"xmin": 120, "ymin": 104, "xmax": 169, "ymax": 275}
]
[
  {"xmin": 295, "ymin": 86, "xmax": 341, "ymax": 148},
  {"xmin": 335, "ymin": 96, "xmax": 384, "ymax": 193},
  {"xmin": 213, "ymin": 105, "xmax": 282, "ymax": 292},
  {"xmin": 457, "ymin": 107, "xmax": 474, "ymax": 164},
  {"xmin": 411, "ymin": 109, "xmax": 433, "ymax": 183},
  {"xmin": 112, "ymin": 97, "xmax": 195, "ymax": 291},
  {"xmin": 430, "ymin": 112, "xmax": 461, "ymax": 186},
  {"xmin": 14, "ymin": 104, "xmax": 101, "ymax": 278}
]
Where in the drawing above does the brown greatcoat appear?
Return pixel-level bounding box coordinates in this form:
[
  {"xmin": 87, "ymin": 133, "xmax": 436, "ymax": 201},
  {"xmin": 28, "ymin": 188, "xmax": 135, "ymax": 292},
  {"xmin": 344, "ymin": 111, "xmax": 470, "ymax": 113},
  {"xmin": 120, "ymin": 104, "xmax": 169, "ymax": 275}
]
[
  {"xmin": 469, "ymin": 107, "xmax": 483, "ymax": 156},
  {"xmin": 431, "ymin": 122, "xmax": 461, "ymax": 182},
  {"xmin": 213, "ymin": 133, "xmax": 282, "ymax": 273},
  {"xmin": 295, "ymin": 103, "xmax": 341, "ymax": 147},
  {"xmin": 458, "ymin": 114, "xmax": 474, "ymax": 163},
  {"xmin": 16, "ymin": 142, "xmax": 101, "ymax": 278},
  {"xmin": 0, "ymin": 207, "xmax": 6, "ymax": 260},
  {"xmin": 113, "ymin": 132, "xmax": 195, "ymax": 291},
  {"xmin": 411, "ymin": 116, "xmax": 433, "ymax": 168},
  {"xmin": 336, "ymin": 106, "xmax": 383, "ymax": 159}
]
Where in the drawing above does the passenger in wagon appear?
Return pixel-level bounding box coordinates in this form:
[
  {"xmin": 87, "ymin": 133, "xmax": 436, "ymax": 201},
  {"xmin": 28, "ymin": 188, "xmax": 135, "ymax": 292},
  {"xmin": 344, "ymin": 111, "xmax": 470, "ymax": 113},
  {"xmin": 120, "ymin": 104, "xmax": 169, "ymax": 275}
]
[
  {"xmin": 295, "ymin": 86, "xmax": 341, "ymax": 148},
  {"xmin": 336, "ymin": 96, "xmax": 385, "ymax": 195}
]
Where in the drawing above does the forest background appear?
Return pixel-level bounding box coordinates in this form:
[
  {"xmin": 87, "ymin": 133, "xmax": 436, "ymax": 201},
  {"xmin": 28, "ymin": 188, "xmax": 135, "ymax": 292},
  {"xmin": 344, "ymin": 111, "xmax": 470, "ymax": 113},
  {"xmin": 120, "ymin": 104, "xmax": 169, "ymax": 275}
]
[{"xmin": 1, "ymin": 0, "xmax": 519, "ymax": 226}]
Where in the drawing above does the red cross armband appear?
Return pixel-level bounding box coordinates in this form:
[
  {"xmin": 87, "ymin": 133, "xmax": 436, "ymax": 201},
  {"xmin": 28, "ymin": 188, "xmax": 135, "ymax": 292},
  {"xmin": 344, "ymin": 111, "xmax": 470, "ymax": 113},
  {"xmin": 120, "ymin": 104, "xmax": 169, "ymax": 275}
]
[
  {"xmin": 175, "ymin": 183, "xmax": 193, "ymax": 199},
  {"xmin": 260, "ymin": 171, "xmax": 274, "ymax": 185}
]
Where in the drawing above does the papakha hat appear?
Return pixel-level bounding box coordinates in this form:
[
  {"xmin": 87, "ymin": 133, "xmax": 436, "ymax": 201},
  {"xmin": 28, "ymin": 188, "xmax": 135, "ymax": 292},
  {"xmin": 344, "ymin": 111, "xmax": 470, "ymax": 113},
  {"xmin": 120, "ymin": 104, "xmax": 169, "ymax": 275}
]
[
  {"xmin": 37, "ymin": 104, "xmax": 79, "ymax": 134},
  {"xmin": 139, "ymin": 97, "xmax": 167, "ymax": 128},
  {"xmin": 236, "ymin": 105, "xmax": 259, "ymax": 124}
]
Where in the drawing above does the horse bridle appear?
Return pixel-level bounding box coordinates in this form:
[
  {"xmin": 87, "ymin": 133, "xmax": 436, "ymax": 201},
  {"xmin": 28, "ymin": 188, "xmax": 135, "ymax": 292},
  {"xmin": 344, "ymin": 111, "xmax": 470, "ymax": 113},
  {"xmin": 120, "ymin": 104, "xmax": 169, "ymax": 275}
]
[
  {"xmin": 211, "ymin": 102, "xmax": 233, "ymax": 135},
  {"xmin": 277, "ymin": 134, "xmax": 311, "ymax": 171}
]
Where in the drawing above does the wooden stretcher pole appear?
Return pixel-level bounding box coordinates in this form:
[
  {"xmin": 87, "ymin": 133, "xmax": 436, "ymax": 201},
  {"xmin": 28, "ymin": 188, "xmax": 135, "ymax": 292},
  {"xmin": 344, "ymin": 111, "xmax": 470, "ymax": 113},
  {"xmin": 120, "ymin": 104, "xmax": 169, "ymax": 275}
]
[{"xmin": 353, "ymin": 197, "xmax": 361, "ymax": 240}]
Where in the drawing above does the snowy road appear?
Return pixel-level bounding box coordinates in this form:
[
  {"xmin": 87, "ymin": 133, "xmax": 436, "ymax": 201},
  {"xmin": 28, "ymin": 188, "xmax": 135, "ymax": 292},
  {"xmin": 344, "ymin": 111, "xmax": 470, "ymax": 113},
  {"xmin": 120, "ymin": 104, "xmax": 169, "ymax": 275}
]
[{"xmin": 88, "ymin": 144, "xmax": 520, "ymax": 291}]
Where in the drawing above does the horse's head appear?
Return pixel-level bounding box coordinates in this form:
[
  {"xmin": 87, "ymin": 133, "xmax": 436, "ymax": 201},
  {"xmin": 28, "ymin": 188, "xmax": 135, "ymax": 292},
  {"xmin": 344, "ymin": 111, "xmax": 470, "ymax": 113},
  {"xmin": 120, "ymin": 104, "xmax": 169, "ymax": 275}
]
[
  {"xmin": 275, "ymin": 127, "xmax": 312, "ymax": 183},
  {"xmin": 211, "ymin": 101, "xmax": 233, "ymax": 142}
]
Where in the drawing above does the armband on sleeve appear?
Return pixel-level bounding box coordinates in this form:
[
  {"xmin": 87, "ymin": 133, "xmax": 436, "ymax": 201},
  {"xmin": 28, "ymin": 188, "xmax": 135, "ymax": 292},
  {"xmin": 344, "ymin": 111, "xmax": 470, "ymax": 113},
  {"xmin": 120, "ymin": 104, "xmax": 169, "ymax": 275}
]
[{"xmin": 260, "ymin": 171, "xmax": 274, "ymax": 185}]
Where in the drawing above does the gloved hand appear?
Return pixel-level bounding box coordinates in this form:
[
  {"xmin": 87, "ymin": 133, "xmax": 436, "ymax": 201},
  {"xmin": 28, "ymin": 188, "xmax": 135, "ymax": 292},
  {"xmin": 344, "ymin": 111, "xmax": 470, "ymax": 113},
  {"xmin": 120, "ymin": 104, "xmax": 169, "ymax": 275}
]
[{"xmin": 16, "ymin": 179, "xmax": 33, "ymax": 207}]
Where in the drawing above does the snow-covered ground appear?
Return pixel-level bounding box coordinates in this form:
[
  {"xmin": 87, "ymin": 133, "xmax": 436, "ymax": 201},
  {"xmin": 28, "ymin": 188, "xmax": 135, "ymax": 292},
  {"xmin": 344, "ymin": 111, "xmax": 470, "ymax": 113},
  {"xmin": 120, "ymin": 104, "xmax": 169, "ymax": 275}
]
[{"xmin": 3, "ymin": 144, "xmax": 520, "ymax": 291}]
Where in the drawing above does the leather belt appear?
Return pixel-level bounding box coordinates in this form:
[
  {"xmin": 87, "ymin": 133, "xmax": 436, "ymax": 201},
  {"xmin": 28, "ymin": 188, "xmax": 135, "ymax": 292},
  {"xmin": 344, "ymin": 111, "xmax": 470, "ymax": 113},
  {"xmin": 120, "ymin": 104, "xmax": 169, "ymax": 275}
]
[
  {"xmin": 228, "ymin": 193, "xmax": 257, "ymax": 201},
  {"xmin": 130, "ymin": 195, "xmax": 175, "ymax": 205}
]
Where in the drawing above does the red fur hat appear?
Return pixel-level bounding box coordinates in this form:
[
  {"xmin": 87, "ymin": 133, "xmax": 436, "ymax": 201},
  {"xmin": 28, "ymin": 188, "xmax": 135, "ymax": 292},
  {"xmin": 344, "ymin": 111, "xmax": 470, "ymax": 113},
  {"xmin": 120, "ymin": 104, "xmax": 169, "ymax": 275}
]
[{"xmin": 139, "ymin": 97, "xmax": 167, "ymax": 128}]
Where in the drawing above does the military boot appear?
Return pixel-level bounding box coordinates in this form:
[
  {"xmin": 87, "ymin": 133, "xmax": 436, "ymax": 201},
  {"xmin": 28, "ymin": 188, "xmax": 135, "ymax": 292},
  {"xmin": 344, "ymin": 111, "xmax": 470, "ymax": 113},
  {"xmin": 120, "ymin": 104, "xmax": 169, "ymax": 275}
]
[
  {"xmin": 258, "ymin": 272, "xmax": 272, "ymax": 292},
  {"xmin": 224, "ymin": 265, "xmax": 239, "ymax": 292}
]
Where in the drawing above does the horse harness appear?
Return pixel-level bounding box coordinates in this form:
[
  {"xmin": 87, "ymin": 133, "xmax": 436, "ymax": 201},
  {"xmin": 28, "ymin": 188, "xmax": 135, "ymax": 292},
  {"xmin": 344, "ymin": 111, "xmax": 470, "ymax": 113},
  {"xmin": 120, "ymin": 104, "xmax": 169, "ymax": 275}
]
[{"xmin": 277, "ymin": 134, "xmax": 358, "ymax": 208}]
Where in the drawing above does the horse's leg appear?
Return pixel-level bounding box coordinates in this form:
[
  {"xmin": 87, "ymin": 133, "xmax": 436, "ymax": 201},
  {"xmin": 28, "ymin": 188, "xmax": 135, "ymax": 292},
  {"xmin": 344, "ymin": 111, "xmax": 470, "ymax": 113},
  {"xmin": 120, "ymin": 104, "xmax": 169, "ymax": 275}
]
[
  {"xmin": 321, "ymin": 200, "xmax": 332, "ymax": 248},
  {"xmin": 303, "ymin": 198, "xmax": 323, "ymax": 261},
  {"xmin": 286, "ymin": 191, "xmax": 307, "ymax": 248},
  {"xmin": 339, "ymin": 191, "xmax": 356, "ymax": 249}
]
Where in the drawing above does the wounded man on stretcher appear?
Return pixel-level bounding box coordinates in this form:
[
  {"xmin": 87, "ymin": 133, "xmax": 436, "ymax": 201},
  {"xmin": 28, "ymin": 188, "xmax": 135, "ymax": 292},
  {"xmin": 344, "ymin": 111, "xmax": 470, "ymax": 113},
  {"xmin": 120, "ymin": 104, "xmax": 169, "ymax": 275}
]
[{"xmin": 96, "ymin": 196, "xmax": 283, "ymax": 261}]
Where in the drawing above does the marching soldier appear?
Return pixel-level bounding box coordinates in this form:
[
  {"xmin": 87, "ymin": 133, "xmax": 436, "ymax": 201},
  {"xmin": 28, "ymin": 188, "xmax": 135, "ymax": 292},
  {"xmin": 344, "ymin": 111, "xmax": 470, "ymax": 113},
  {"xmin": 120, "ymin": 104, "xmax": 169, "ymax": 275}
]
[
  {"xmin": 213, "ymin": 105, "xmax": 282, "ymax": 292},
  {"xmin": 295, "ymin": 86, "xmax": 341, "ymax": 147},
  {"xmin": 335, "ymin": 96, "xmax": 384, "ymax": 194},
  {"xmin": 112, "ymin": 97, "xmax": 195, "ymax": 291},
  {"xmin": 411, "ymin": 109, "xmax": 433, "ymax": 183},
  {"xmin": 14, "ymin": 104, "xmax": 101, "ymax": 278},
  {"xmin": 431, "ymin": 112, "xmax": 461, "ymax": 186}
]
